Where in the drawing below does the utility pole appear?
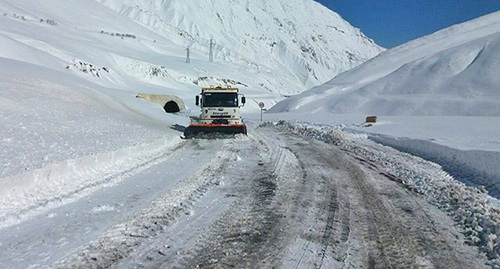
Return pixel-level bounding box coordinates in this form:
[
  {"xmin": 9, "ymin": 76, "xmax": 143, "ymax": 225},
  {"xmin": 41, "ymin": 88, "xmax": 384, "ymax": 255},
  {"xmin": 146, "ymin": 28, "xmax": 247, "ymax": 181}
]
[
  {"xmin": 186, "ymin": 47, "xmax": 190, "ymax": 63},
  {"xmin": 209, "ymin": 39, "xmax": 214, "ymax": 62}
]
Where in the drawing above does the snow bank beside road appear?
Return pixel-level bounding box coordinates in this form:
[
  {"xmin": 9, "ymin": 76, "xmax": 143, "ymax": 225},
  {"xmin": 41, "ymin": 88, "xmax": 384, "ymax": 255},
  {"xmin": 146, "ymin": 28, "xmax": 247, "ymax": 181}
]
[
  {"xmin": 258, "ymin": 112, "xmax": 500, "ymax": 199},
  {"xmin": 369, "ymin": 135, "xmax": 500, "ymax": 198},
  {"xmin": 0, "ymin": 58, "xmax": 180, "ymax": 179},
  {"xmin": 270, "ymin": 121, "xmax": 500, "ymax": 265},
  {"xmin": 0, "ymin": 58, "xmax": 189, "ymax": 228},
  {"xmin": 0, "ymin": 136, "xmax": 183, "ymax": 229}
]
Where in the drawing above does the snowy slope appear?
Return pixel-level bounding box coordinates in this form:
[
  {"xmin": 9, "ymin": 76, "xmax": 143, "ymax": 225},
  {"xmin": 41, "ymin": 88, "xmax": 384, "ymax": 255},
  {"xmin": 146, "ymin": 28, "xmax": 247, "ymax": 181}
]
[{"xmin": 271, "ymin": 11, "xmax": 500, "ymax": 116}]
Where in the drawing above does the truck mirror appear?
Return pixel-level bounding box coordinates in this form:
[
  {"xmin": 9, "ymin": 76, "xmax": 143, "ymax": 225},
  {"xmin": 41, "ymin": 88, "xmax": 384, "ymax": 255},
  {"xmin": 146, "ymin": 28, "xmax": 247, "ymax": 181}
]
[
  {"xmin": 241, "ymin": 96, "xmax": 246, "ymax": 105},
  {"xmin": 195, "ymin": 95, "xmax": 200, "ymax": 106}
]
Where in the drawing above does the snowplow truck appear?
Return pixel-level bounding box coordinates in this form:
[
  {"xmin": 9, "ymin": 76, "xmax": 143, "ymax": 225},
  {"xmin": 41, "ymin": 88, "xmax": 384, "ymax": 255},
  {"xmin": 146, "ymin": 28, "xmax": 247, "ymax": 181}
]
[{"xmin": 184, "ymin": 85, "xmax": 247, "ymax": 137}]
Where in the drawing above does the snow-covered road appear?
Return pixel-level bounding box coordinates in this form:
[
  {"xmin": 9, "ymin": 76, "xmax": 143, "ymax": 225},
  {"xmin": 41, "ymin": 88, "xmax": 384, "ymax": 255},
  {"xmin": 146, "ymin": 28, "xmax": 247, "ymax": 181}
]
[
  {"xmin": 0, "ymin": 138, "xmax": 227, "ymax": 267},
  {"xmin": 0, "ymin": 125, "xmax": 490, "ymax": 268}
]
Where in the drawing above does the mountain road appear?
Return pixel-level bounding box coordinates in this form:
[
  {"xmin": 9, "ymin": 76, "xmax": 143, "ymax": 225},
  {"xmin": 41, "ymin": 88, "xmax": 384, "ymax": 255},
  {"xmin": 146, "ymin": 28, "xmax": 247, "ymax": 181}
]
[{"xmin": 0, "ymin": 125, "xmax": 488, "ymax": 268}]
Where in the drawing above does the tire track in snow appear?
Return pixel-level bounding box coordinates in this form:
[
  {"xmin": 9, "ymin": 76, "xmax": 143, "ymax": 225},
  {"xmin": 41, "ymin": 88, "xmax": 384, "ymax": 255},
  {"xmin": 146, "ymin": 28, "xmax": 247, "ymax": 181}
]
[
  {"xmin": 170, "ymin": 128, "xmax": 304, "ymax": 268},
  {"xmin": 272, "ymin": 123, "xmax": 488, "ymax": 269},
  {"xmin": 287, "ymin": 133, "xmax": 443, "ymax": 268},
  {"xmin": 280, "ymin": 137, "xmax": 349, "ymax": 269},
  {"xmin": 33, "ymin": 125, "xmax": 490, "ymax": 269}
]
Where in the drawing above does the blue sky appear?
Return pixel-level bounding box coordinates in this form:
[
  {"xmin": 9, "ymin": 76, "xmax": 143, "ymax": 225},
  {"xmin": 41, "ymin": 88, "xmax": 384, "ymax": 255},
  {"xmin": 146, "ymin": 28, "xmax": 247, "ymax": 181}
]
[{"xmin": 316, "ymin": 0, "xmax": 500, "ymax": 48}]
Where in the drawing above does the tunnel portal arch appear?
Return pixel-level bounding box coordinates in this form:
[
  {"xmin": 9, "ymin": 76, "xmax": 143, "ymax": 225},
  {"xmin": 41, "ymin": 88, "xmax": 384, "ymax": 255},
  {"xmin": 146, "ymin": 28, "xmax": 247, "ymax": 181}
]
[
  {"xmin": 136, "ymin": 93, "xmax": 186, "ymax": 114},
  {"xmin": 164, "ymin": 101, "xmax": 181, "ymax": 113}
]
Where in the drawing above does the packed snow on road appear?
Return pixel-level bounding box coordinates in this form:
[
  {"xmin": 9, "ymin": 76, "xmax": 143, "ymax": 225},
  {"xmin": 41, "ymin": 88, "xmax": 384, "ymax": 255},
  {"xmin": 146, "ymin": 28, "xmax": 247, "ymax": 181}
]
[{"xmin": 0, "ymin": 123, "xmax": 496, "ymax": 268}]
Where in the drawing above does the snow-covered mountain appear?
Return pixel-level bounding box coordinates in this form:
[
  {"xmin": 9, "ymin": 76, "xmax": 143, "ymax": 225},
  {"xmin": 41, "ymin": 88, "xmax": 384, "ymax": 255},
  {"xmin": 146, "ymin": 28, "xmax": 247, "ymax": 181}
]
[
  {"xmin": 0, "ymin": 0, "xmax": 382, "ymax": 105},
  {"xmin": 271, "ymin": 11, "xmax": 500, "ymax": 116},
  {"xmin": 96, "ymin": 0, "xmax": 383, "ymax": 90}
]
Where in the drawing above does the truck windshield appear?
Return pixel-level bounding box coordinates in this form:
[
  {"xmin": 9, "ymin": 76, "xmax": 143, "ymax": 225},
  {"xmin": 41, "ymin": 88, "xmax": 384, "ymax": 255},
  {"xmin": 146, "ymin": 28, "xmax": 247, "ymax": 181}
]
[{"xmin": 203, "ymin": 92, "xmax": 238, "ymax": 107}]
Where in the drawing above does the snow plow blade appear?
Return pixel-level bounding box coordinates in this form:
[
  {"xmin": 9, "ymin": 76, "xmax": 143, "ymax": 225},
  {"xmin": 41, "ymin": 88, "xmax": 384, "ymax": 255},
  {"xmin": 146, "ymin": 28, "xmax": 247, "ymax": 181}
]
[{"xmin": 183, "ymin": 124, "xmax": 247, "ymax": 138}]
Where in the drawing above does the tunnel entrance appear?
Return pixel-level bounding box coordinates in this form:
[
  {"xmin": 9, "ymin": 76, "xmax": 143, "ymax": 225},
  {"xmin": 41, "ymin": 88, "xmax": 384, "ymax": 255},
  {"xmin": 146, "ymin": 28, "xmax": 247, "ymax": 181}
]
[{"xmin": 164, "ymin": 101, "xmax": 180, "ymax": 113}]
